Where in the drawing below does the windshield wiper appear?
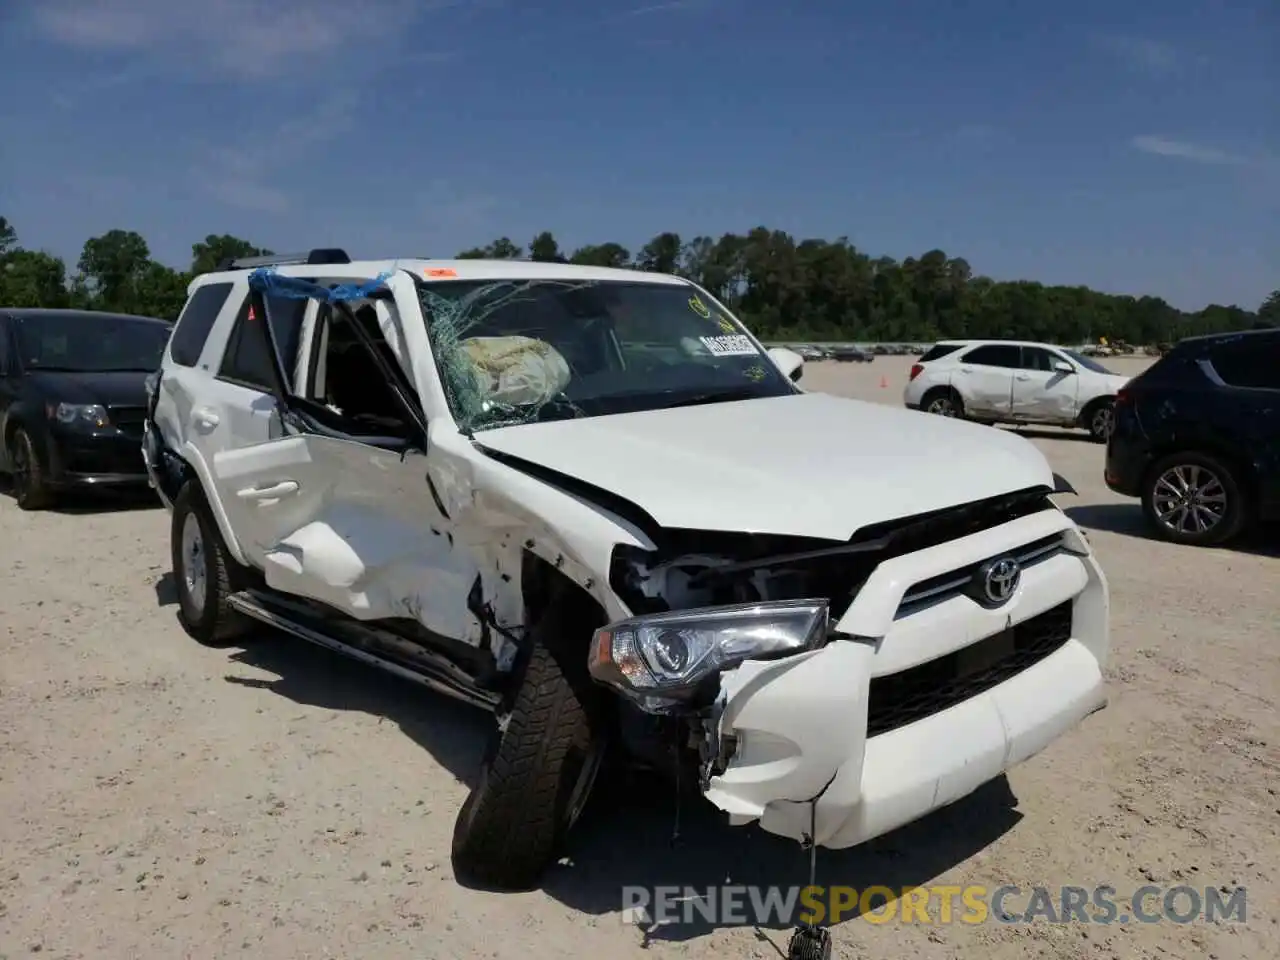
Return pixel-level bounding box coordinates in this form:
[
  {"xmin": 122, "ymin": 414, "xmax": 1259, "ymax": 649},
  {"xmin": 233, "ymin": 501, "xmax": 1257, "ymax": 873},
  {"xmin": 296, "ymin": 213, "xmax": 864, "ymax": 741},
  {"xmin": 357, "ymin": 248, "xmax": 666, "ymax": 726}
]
[{"xmin": 654, "ymin": 387, "xmax": 763, "ymax": 411}]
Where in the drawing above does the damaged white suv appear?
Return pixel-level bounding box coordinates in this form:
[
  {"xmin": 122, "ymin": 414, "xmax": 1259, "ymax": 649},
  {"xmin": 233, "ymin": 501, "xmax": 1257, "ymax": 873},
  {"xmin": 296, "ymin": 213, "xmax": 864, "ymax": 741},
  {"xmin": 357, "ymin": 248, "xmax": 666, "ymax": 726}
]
[{"xmin": 144, "ymin": 249, "xmax": 1110, "ymax": 895}]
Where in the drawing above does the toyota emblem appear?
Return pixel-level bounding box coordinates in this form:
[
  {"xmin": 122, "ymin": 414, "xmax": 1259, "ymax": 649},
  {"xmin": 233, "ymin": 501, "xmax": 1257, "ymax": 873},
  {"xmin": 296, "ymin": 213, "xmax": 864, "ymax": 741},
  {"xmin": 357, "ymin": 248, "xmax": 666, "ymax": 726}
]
[{"xmin": 979, "ymin": 556, "xmax": 1022, "ymax": 605}]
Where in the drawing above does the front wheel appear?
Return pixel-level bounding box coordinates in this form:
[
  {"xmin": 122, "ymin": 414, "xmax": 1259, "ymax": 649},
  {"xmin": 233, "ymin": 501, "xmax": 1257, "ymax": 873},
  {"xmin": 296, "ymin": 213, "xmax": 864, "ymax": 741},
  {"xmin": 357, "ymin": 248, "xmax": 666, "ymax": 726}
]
[
  {"xmin": 1141, "ymin": 452, "xmax": 1247, "ymax": 547},
  {"xmin": 7, "ymin": 427, "xmax": 54, "ymax": 511},
  {"xmin": 451, "ymin": 609, "xmax": 608, "ymax": 891}
]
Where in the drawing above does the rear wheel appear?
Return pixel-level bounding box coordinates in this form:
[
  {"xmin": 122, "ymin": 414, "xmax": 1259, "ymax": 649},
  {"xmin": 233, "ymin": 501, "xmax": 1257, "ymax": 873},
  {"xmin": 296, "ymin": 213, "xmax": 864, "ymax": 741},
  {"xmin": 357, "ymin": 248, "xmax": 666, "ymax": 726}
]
[
  {"xmin": 922, "ymin": 388, "xmax": 963, "ymax": 418},
  {"xmin": 1141, "ymin": 452, "xmax": 1247, "ymax": 547},
  {"xmin": 1083, "ymin": 398, "xmax": 1115, "ymax": 443},
  {"xmin": 7, "ymin": 428, "xmax": 54, "ymax": 511},
  {"xmin": 171, "ymin": 481, "xmax": 253, "ymax": 646},
  {"xmin": 451, "ymin": 607, "xmax": 608, "ymax": 891}
]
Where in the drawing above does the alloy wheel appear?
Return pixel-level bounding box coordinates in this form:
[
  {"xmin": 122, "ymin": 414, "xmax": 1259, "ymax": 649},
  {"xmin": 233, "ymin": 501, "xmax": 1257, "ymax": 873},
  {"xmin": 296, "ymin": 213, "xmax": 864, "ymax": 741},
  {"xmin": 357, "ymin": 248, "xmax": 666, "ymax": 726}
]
[
  {"xmin": 1152, "ymin": 463, "xmax": 1227, "ymax": 537},
  {"xmin": 180, "ymin": 512, "xmax": 208, "ymax": 616},
  {"xmin": 1091, "ymin": 405, "xmax": 1114, "ymax": 440}
]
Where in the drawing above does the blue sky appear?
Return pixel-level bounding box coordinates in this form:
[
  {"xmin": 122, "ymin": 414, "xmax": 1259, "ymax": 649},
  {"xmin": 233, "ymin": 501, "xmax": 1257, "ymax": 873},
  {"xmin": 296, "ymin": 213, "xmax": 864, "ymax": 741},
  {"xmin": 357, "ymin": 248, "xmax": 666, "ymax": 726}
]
[{"xmin": 1, "ymin": 0, "xmax": 1275, "ymax": 312}]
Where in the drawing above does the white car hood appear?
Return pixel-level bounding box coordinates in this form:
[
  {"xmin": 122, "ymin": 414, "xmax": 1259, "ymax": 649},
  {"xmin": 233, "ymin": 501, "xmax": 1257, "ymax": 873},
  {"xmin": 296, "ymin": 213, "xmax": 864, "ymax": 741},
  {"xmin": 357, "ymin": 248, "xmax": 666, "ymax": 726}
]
[{"xmin": 473, "ymin": 393, "xmax": 1056, "ymax": 541}]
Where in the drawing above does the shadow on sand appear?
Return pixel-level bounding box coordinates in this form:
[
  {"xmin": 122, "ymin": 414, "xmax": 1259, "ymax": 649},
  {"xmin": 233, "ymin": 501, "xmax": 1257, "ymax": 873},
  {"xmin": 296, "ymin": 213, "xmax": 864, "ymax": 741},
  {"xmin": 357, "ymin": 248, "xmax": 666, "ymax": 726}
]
[
  {"xmin": 193, "ymin": 622, "xmax": 1024, "ymax": 944},
  {"xmin": 0, "ymin": 475, "xmax": 161, "ymax": 515},
  {"xmin": 1065, "ymin": 503, "xmax": 1280, "ymax": 558}
]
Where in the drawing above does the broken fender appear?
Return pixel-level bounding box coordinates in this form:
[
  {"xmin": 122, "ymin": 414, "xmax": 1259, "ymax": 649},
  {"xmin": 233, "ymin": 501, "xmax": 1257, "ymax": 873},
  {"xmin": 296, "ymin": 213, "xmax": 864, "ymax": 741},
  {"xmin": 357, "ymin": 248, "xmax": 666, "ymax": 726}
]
[{"xmin": 705, "ymin": 640, "xmax": 873, "ymax": 823}]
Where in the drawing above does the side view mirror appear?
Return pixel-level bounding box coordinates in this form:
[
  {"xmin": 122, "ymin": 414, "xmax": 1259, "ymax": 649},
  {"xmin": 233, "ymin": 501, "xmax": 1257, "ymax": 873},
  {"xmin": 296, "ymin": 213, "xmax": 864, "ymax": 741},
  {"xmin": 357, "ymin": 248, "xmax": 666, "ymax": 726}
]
[
  {"xmin": 767, "ymin": 346, "xmax": 805, "ymax": 383},
  {"xmin": 1053, "ymin": 361, "xmax": 1074, "ymax": 374}
]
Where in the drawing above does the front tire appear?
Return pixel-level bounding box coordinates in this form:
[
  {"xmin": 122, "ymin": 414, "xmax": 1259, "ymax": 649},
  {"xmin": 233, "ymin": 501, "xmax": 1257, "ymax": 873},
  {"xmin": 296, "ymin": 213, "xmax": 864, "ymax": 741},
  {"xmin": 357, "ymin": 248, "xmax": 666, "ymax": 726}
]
[
  {"xmin": 171, "ymin": 481, "xmax": 252, "ymax": 646},
  {"xmin": 451, "ymin": 608, "xmax": 607, "ymax": 891},
  {"xmin": 7, "ymin": 427, "xmax": 54, "ymax": 511},
  {"xmin": 1141, "ymin": 451, "xmax": 1247, "ymax": 547}
]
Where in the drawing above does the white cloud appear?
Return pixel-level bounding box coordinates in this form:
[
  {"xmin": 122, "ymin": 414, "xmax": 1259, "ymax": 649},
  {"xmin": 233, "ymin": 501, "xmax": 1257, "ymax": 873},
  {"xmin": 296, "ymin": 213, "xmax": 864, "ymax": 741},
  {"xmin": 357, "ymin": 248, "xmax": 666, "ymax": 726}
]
[
  {"xmin": 623, "ymin": 1, "xmax": 704, "ymax": 16},
  {"xmin": 1094, "ymin": 35, "xmax": 1180, "ymax": 75},
  {"xmin": 29, "ymin": 0, "xmax": 464, "ymax": 79},
  {"xmin": 1131, "ymin": 136, "xmax": 1247, "ymax": 166},
  {"xmin": 190, "ymin": 91, "xmax": 358, "ymax": 212}
]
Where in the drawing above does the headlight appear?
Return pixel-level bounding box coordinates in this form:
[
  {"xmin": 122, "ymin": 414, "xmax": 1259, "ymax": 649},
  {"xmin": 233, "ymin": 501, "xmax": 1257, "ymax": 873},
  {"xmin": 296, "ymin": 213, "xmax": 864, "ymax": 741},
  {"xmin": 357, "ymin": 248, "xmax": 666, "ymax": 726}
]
[
  {"xmin": 51, "ymin": 403, "xmax": 110, "ymax": 428},
  {"xmin": 588, "ymin": 599, "xmax": 828, "ymax": 710}
]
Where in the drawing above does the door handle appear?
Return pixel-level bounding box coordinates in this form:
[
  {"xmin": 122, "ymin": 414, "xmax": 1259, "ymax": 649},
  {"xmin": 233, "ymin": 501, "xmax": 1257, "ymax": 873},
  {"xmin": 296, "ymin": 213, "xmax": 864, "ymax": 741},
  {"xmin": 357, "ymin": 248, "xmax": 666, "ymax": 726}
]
[
  {"xmin": 193, "ymin": 406, "xmax": 220, "ymax": 430},
  {"xmin": 1015, "ymin": 373, "xmax": 1031, "ymax": 381},
  {"xmin": 236, "ymin": 480, "xmax": 300, "ymax": 500}
]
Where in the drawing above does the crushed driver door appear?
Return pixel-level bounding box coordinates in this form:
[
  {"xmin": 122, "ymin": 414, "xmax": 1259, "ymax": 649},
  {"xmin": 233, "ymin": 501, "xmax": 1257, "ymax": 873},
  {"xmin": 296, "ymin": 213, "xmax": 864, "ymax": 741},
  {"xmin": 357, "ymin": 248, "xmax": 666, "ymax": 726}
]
[{"xmin": 207, "ymin": 274, "xmax": 473, "ymax": 637}]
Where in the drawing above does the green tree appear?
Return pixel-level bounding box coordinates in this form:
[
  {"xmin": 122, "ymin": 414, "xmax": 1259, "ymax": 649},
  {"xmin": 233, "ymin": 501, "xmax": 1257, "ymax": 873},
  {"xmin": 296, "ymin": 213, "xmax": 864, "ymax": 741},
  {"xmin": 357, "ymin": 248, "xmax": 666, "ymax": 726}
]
[
  {"xmin": 528, "ymin": 231, "xmax": 565, "ymax": 262},
  {"xmin": 0, "ymin": 250, "xmax": 70, "ymax": 308},
  {"xmin": 191, "ymin": 234, "xmax": 272, "ymax": 275},
  {"xmin": 636, "ymin": 232, "xmax": 681, "ymax": 274},
  {"xmin": 568, "ymin": 242, "xmax": 630, "ymax": 268},
  {"xmin": 1258, "ymin": 290, "xmax": 1280, "ymax": 326},
  {"xmin": 76, "ymin": 229, "xmax": 152, "ymax": 313},
  {"xmin": 0, "ymin": 216, "xmax": 16, "ymax": 258}
]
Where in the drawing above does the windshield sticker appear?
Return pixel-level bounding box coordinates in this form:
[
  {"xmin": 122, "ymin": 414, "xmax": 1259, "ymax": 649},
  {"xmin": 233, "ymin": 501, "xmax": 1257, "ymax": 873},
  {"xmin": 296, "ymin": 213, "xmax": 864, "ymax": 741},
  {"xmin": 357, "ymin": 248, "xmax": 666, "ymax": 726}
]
[
  {"xmin": 744, "ymin": 363, "xmax": 766, "ymax": 382},
  {"xmin": 700, "ymin": 334, "xmax": 760, "ymax": 357},
  {"xmin": 715, "ymin": 314, "xmax": 735, "ymax": 333},
  {"xmin": 688, "ymin": 295, "xmax": 711, "ymax": 318}
]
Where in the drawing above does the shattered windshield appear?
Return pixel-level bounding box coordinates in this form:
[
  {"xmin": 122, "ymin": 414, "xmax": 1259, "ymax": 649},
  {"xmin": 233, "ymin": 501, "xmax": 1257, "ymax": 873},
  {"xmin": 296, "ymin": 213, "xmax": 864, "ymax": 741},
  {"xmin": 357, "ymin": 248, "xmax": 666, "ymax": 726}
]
[{"xmin": 417, "ymin": 278, "xmax": 797, "ymax": 432}]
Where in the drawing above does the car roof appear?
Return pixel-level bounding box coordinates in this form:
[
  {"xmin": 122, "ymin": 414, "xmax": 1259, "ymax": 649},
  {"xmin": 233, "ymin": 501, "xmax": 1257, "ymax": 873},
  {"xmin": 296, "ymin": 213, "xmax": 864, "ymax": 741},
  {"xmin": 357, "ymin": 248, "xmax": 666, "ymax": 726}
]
[
  {"xmin": 2, "ymin": 308, "xmax": 170, "ymax": 326},
  {"xmin": 1175, "ymin": 326, "xmax": 1279, "ymax": 348},
  {"xmin": 932, "ymin": 339, "xmax": 1074, "ymax": 350},
  {"xmin": 190, "ymin": 258, "xmax": 691, "ymax": 292}
]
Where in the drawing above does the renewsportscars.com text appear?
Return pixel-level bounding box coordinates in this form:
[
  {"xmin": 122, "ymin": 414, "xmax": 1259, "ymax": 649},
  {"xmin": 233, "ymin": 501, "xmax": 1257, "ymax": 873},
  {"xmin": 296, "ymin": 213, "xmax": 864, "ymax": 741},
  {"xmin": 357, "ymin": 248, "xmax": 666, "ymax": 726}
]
[{"xmin": 621, "ymin": 884, "xmax": 1248, "ymax": 927}]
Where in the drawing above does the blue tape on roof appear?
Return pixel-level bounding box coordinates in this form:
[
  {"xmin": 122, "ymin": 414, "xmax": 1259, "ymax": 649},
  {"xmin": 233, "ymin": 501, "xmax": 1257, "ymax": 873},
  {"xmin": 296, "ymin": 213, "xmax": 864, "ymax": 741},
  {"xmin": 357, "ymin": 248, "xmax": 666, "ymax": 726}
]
[{"xmin": 247, "ymin": 267, "xmax": 393, "ymax": 302}]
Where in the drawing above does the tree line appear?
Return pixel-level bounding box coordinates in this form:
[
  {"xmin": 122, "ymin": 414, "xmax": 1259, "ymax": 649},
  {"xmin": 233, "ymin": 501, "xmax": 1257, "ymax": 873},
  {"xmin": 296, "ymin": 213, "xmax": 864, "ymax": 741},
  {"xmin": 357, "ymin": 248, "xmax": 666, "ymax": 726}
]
[{"xmin": 2, "ymin": 216, "xmax": 1275, "ymax": 345}]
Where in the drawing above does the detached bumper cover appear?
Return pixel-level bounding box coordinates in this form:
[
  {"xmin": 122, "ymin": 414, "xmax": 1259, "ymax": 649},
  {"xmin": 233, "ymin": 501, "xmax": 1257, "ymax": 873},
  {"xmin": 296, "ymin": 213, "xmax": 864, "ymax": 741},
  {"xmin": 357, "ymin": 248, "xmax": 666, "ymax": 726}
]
[{"xmin": 704, "ymin": 507, "xmax": 1109, "ymax": 847}]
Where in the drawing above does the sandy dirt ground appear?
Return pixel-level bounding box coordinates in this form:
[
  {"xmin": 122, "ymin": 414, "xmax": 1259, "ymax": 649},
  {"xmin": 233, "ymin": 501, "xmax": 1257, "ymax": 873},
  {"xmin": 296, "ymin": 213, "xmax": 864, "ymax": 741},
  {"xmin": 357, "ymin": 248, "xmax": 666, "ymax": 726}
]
[{"xmin": 1, "ymin": 356, "xmax": 1277, "ymax": 960}]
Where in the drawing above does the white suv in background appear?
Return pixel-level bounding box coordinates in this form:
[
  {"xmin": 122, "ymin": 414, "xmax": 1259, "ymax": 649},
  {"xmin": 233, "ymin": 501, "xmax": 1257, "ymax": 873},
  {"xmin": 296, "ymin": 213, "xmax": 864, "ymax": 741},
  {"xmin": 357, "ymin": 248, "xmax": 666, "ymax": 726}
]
[{"xmin": 904, "ymin": 339, "xmax": 1132, "ymax": 442}]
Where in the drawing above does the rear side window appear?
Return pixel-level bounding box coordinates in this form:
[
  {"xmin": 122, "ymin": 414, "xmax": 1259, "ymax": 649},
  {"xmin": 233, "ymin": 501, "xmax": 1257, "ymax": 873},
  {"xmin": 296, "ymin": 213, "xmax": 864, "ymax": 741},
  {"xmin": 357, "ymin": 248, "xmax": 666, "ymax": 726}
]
[
  {"xmin": 961, "ymin": 344, "xmax": 1020, "ymax": 368},
  {"xmin": 217, "ymin": 295, "xmax": 308, "ymax": 392},
  {"xmin": 919, "ymin": 343, "xmax": 963, "ymax": 363},
  {"xmin": 1208, "ymin": 337, "xmax": 1280, "ymax": 390},
  {"xmin": 170, "ymin": 282, "xmax": 232, "ymax": 367}
]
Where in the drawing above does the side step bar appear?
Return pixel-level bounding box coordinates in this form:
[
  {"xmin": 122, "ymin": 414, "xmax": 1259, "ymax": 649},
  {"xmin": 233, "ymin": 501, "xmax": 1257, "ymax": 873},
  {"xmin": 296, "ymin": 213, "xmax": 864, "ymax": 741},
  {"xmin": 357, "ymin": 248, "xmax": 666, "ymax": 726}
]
[{"xmin": 227, "ymin": 591, "xmax": 501, "ymax": 713}]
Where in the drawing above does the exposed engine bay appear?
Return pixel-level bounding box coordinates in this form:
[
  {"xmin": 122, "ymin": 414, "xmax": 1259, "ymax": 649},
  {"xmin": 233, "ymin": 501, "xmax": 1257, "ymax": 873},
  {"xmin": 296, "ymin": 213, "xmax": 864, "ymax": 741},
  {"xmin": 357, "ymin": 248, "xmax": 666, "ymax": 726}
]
[{"xmin": 600, "ymin": 487, "xmax": 1059, "ymax": 784}]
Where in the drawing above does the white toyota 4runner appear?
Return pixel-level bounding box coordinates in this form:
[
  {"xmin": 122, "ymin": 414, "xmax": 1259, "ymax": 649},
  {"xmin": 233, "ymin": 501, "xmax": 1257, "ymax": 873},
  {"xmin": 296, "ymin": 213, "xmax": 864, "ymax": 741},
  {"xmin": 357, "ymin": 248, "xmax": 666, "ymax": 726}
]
[{"xmin": 143, "ymin": 250, "xmax": 1110, "ymax": 897}]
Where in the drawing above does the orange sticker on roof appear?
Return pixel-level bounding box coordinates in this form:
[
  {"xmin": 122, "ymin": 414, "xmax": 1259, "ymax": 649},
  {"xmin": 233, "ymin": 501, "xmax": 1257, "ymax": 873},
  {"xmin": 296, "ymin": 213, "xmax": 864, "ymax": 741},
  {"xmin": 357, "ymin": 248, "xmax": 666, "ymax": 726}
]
[{"xmin": 425, "ymin": 268, "xmax": 458, "ymax": 278}]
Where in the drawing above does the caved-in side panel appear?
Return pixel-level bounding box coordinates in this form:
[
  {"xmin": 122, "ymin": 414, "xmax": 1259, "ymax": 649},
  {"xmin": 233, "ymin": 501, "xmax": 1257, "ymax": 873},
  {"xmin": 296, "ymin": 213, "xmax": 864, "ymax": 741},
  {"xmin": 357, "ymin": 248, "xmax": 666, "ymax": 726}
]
[{"xmin": 211, "ymin": 433, "xmax": 490, "ymax": 646}]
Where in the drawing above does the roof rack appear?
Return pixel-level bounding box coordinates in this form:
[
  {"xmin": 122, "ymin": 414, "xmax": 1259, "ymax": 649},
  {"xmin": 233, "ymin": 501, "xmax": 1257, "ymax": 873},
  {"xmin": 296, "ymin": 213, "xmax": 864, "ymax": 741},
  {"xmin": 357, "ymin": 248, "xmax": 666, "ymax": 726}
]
[{"xmin": 214, "ymin": 248, "xmax": 351, "ymax": 271}]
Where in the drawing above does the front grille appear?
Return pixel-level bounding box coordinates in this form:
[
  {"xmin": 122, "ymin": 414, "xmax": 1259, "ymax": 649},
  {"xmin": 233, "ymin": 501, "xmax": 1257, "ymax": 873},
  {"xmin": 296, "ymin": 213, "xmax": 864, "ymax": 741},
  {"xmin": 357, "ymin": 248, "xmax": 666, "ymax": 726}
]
[
  {"xmin": 109, "ymin": 406, "xmax": 147, "ymax": 438},
  {"xmin": 896, "ymin": 533, "xmax": 1067, "ymax": 616},
  {"xmin": 865, "ymin": 601, "xmax": 1073, "ymax": 738}
]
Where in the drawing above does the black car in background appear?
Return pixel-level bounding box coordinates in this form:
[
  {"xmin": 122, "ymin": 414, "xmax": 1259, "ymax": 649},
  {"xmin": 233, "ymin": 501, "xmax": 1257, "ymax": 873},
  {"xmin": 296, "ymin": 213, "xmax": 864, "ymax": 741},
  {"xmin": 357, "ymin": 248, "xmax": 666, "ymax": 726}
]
[
  {"xmin": 0, "ymin": 308, "xmax": 172, "ymax": 510},
  {"xmin": 1105, "ymin": 327, "xmax": 1280, "ymax": 546}
]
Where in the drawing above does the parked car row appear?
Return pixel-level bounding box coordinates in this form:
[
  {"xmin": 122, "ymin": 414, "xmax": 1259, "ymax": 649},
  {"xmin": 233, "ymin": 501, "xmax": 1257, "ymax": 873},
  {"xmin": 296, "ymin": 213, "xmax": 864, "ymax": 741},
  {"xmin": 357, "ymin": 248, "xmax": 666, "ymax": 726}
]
[{"xmin": 904, "ymin": 332, "xmax": 1280, "ymax": 548}]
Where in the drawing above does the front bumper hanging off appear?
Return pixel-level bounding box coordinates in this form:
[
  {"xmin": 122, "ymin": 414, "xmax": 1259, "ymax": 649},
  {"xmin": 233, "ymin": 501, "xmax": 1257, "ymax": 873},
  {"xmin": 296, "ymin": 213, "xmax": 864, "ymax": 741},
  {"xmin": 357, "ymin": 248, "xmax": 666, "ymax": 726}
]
[{"xmin": 701, "ymin": 507, "xmax": 1109, "ymax": 848}]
